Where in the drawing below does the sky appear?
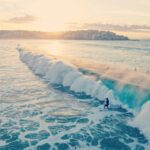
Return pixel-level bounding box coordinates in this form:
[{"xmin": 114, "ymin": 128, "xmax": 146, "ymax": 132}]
[{"xmin": 0, "ymin": 0, "xmax": 150, "ymax": 39}]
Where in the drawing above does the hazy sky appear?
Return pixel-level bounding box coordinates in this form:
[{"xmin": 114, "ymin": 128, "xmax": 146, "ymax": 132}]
[{"xmin": 0, "ymin": 0, "xmax": 150, "ymax": 39}]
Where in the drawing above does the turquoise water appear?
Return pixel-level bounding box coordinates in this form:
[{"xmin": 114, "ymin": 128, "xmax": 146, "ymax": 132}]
[{"xmin": 0, "ymin": 40, "xmax": 149, "ymax": 149}]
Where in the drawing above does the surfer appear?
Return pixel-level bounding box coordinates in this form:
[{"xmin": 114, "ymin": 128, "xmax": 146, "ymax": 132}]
[{"xmin": 104, "ymin": 97, "xmax": 109, "ymax": 109}]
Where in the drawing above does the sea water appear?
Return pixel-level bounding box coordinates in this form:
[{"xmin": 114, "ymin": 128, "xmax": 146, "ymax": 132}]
[{"xmin": 0, "ymin": 40, "xmax": 150, "ymax": 149}]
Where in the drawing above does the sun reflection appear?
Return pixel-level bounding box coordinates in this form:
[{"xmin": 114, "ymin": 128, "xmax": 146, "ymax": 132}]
[
  {"xmin": 48, "ymin": 41, "xmax": 62, "ymax": 55},
  {"xmin": 38, "ymin": 40, "xmax": 63, "ymax": 57}
]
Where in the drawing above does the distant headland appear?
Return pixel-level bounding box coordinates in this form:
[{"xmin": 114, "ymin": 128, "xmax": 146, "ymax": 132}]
[{"xmin": 0, "ymin": 30, "xmax": 129, "ymax": 40}]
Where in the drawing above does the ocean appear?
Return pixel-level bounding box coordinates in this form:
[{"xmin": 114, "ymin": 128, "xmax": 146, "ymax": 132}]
[{"xmin": 0, "ymin": 39, "xmax": 150, "ymax": 149}]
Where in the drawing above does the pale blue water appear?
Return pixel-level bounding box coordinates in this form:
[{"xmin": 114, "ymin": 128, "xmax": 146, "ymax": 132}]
[
  {"xmin": 0, "ymin": 40, "xmax": 149, "ymax": 149},
  {"xmin": 20, "ymin": 40, "xmax": 150, "ymax": 71}
]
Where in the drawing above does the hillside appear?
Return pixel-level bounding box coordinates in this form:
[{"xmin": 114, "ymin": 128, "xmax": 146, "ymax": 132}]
[{"xmin": 0, "ymin": 30, "xmax": 129, "ymax": 40}]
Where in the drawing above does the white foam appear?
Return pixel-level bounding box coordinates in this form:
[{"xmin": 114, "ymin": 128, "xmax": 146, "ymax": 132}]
[
  {"xmin": 70, "ymin": 76, "xmax": 92, "ymax": 93},
  {"xmin": 35, "ymin": 58, "xmax": 51, "ymax": 76},
  {"xmin": 63, "ymin": 71, "xmax": 82, "ymax": 87},
  {"xmin": 28, "ymin": 55, "xmax": 43, "ymax": 71},
  {"xmin": 18, "ymin": 49, "xmax": 116, "ymax": 102},
  {"xmin": 132, "ymin": 101, "xmax": 150, "ymax": 142},
  {"xmin": 0, "ymin": 140, "xmax": 6, "ymax": 146},
  {"xmin": 94, "ymin": 85, "xmax": 109, "ymax": 100},
  {"xmin": 44, "ymin": 61, "xmax": 74, "ymax": 84}
]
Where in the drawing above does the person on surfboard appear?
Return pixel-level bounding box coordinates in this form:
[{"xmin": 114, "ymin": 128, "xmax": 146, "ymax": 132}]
[{"xmin": 104, "ymin": 97, "xmax": 109, "ymax": 109}]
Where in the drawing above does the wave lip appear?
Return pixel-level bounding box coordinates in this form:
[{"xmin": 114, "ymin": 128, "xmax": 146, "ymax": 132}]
[{"xmin": 18, "ymin": 48, "xmax": 116, "ymax": 104}]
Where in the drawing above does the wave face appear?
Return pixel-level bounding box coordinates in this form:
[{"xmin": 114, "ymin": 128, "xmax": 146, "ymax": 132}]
[
  {"xmin": 18, "ymin": 48, "xmax": 116, "ymax": 105},
  {"xmin": 100, "ymin": 77, "xmax": 150, "ymax": 110}
]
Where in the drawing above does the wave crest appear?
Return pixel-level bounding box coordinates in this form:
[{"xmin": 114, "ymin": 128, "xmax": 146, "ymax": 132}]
[{"xmin": 18, "ymin": 48, "xmax": 116, "ymax": 104}]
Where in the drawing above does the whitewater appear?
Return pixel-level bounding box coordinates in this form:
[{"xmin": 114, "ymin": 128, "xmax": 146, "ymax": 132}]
[{"xmin": 0, "ymin": 40, "xmax": 150, "ymax": 150}]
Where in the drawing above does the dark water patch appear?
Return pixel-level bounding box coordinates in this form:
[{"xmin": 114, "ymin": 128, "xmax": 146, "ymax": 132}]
[
  {"xmin": 61, "ymin": 134, "xmax": 70, "ymax": 140},
  {"xmin": 134, "ymin": 145, "xmax": 145, "ymax": 150},
  {"xmin": 5, "ymin": 132, "xmax": 20, "ymax": 143},
  {"xmin": 123, "ymin": 138, "xmax": 134, "ymax": 144},
  {"xmin": 68, "ymin": 139, "xmax": 79, "ymax": 148},
  {"xmin": 100, "ymin": 137, "xmax": 130, "ymax": 150},
  {"xmin": 108, "ymin": 106, "xmax": 128, "ymax": 113},
  {"xmin": 37, "ymin": 143, "xmax": 51, "ymax": 150},
  {"xmin": 40, "ymin": 115, "xmax": 56, "ymax": 123},
  {"xmin": 116, "ymin": 112, "xmax": 134, "ymax": 119},
  {"xmin": 0, "ymin": 129, "xmax": 20, "ymax": 143},
  {"xmin": 30, "ymin": 140, "xmax": 38, "ymax": 146},
  {"xmin": 76, "ymin": 118, "xmax": 89, "ymax": 123},
  {"xmin": 117, "ymin": 123, "xmax": 148, "ymax": 144},
  {"xmin": 51, "ymin": 84, "xmax": 92, "ymax": 99},
  {"xmin": 55, "ymin": 143, "xmax": 69, "ymax": 150},
  {"xmin": 0, "ymin": 140, "xmax": 29, "ymax": 150}
]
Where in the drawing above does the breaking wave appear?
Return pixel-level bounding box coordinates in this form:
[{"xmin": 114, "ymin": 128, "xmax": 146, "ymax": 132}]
[
  {"xmin": 16, "ymin": 47, "xmax": 150, "ymax": 147},
  {"xmin": 17, "ymin": 48, "xmax": 119, "ymax": 105},
  {"xmin": 17, "ymin": 47, "xmax": 150, "ymax": 110}
]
